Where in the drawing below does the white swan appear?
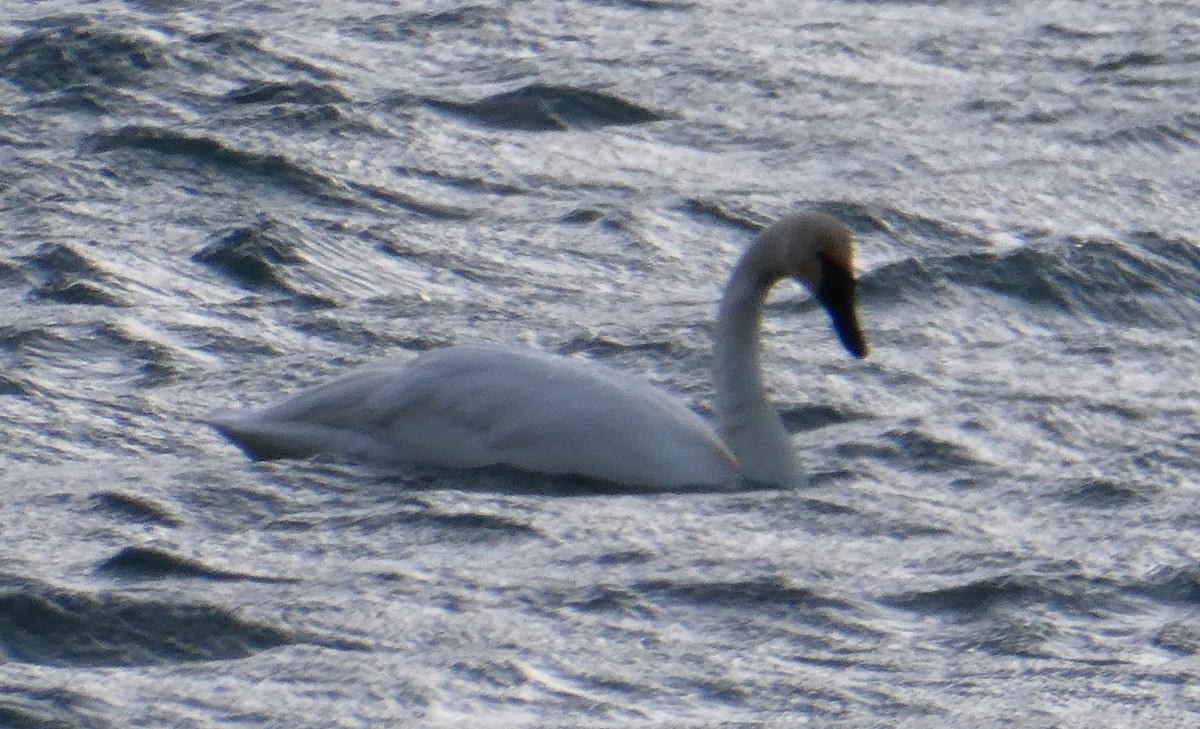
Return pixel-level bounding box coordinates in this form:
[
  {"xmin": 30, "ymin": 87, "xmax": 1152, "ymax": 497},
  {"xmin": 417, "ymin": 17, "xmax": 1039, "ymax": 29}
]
[{"xmin": 208, "ymin": 212, "xmax": 868, "ymax": 490}]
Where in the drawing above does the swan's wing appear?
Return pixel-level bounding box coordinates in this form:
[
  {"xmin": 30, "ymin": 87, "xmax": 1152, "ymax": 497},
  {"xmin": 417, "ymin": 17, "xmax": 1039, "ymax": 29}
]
[
  {"xmin": 210, "ymin": 343, "xmax": 740, "ymax": 488},
  {"xmin": 208, "ymin": 367, "xmax": 409, "ymax": 461},
  {"xmin": 379, "ymin": 345, "xmax": 737, "ymax": 477}
]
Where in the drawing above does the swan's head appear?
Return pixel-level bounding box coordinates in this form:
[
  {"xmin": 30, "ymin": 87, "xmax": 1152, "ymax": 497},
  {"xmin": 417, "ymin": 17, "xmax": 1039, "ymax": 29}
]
[{"xmin": 767, "ymin": 212, "xmax": 869, "ymax": 359}]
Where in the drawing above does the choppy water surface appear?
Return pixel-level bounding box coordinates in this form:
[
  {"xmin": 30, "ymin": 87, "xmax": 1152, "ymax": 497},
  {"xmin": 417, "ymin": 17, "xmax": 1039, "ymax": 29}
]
[{"xmin": 3, "ymin": 0, "xmax": 1200, "ymax": 726}]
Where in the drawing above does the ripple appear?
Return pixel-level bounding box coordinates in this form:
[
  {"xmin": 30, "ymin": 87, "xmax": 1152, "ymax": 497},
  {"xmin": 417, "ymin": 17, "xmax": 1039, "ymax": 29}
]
[
  {"xmin": 965, "ymin": 614, "xmax": 1057, "ymax": 658},
  {"xmin": 0, "ymin": 259, "xmax": 24, "ymax": 285},
  {"xmin": 593, "ymin": 548, "xmax": 655, "ymax": 566},
  {"xmin": 446, "ymin": 658, "xmax": 645, "ymax": 717},
  {"xmin": 1038, "ymin": 22, "xmax": 1114, "ymax": 41},
  {"xmin": 679, "ymin": 198, "xmax": 763, "ymax": 232},
  {"xmin": 30, "ymin": 277, "xmax": 123, "ymax": 306},
  {"xmin": 0, "ymin": 325, "xmax": 58, "ymax": 362}
]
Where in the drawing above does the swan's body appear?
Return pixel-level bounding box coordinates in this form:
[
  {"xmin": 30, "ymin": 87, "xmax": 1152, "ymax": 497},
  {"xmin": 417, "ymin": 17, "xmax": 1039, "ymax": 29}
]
[
  {"xmin": 209, "ymin": 212, "xmax": 868, "ymax": 490},
  {"xmin": 211, "ymin": 343, "xmax": 742, "ymax": 488}
]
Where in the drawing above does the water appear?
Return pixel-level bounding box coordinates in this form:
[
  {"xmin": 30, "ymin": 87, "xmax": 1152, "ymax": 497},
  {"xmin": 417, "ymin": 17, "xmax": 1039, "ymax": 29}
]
[{"xmin": 3, "ymin": 0, "xmax": 1200, "ymax": 725}]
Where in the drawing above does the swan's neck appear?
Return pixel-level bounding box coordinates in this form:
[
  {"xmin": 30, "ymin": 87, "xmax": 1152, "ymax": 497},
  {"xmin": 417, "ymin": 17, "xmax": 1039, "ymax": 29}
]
[{"xmin": 714, "ymin": 238, "xmax": 800, "ymax": 486}]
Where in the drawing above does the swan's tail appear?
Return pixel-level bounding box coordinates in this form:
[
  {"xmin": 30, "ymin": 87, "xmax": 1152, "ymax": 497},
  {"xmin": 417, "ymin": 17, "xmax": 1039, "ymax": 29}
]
[
  {"xmin": 208, "ymin": 409, "xmax": 306, "ymax": 460},
  {"xmin": 208, "ymin": 409, "xmax": 388, "ymax": 461}
]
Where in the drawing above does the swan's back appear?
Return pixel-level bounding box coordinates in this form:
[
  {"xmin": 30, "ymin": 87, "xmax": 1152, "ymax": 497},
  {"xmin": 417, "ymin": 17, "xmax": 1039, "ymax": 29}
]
[{"xmin": 210, "ymin": 344, "xmax": 742, "ymax": 490}]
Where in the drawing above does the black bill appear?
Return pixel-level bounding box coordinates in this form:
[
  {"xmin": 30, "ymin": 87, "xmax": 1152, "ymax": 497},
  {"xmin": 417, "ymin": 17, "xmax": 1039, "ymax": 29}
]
[{"xmin": 813, "ymin": 255, "xmax": 869, "ymax": 359}]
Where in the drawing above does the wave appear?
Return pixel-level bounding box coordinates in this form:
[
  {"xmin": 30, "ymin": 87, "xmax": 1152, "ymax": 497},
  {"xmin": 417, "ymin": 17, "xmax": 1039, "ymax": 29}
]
[
  {"xmin": 421, "ymin": 83, "xmax": 669, "ymax": 132},
  {"xmin": 633, "ymin": 574, "xmax": 851, "ymax": 614},
  {"xmin": 394, "ymin": 165, "xmax": 529, "ymax": 198},
  {"xmin": 264, "ymin": 496, "xmax": 543, "ymax": 543},
  {"xmin": 220, "ymin": 78, "xmax": 372, "ymax": 135},
  {"xmin": 1152, "ymin": 621, "xmax": 1200, "ymax": 656},
  {"xmin": 581, "ymin": 0, "xmax": 695, "ymax": 10},
  {"xmin": 862, "ymin": 230, "xmax": 1200, "ymax": 328},
  {"xmin": 224, "ymin": 79, "xmax": 350, "ymax": 107},
  {"xmin": 192, "ymin": 218, "xmax": 306, "ymax": 293},
  {"xmin": 85, "ymin": 125, "xmax": 346, "ymax": 199},
  {"xmin": 186, "ymin": 27, "xmax": 333, "ymax": 81},
  {"xmin": 0, "ymin": 319, "xmax": 179, "ymax": 396},
  {"xmin": 0, "ymin": 684, "xmax": 95, "ymax": 729},
  {"xmin": 0, "ymin": 576, "xmax": 293, "ymax": 666},
  {"xmin": 446, "ymin": 658, "xmax": 649, "ymax": 719},
  {"xmin": 779, "ymin": 403, "xmax": 869, "ymax": 433},
  {"xmin": 884, "ymin": 575, "xmax": 1048, "ymax": 615},
  {"xmin": 884, "ymin": 562, "xmax": 1200, "ymax": 659},
  {"xmin": 0, "ymin": 373, "xmax": 31, "ymax": 397},
  {"xmin": 405, "ymin": 510, "xmax": 543, "ymax": 541},
  {"xmin": 1091, "ymin": 51, "xmax": 1170, "ymax": 74},
  {"xmin": 1080, "ymin": 111, "xmax": 1200, "ymax": 151},
  {"xmin": 881, "ymin": 574, "xmax": 1087, "ymax": 658},
  {"xmin": 1, "ymin": 15, "xmax": 346, "ymax": 124},
  {"xmin": 96, "ymin": 546, "xmax": 293, "ymax": 582},
  {"xmin": 1053, "ymin": 477, "xmax": 1150, "ymax": 508},
  {"xmin": 835, "ymin": 427, "xmax": 988, "ymax": 473},
  {"xmin": 0, "ymin": 15, "xmax": 170, "ymax": 108},
  {"xmin": 344, "ymin": 5, "xmax": 511, "ymax": 42},
  {"xmin": 1132, "ymin": 565, "xmax": 1200, "ymax": 607},
  {"xmin": 91, "ymin": 490, "xmax": 185, "ymax": 527},
  {"xmin": 85, "ymin": 126, "xmax": 474, "ymax": 220},
  {"xmin": 556, "ymin": 332, "xmax": 681, "ymax": 360},
  {"xmin": 517, "ymin": 582, "xmax": 658, "ymax": 623},
  {"xmin": 15, "ymin": 242, "xmax": 125, "ymax": 307},
  {"xmin": 685, "ymin": 200, "xmax": 996, "ymax": 262}
]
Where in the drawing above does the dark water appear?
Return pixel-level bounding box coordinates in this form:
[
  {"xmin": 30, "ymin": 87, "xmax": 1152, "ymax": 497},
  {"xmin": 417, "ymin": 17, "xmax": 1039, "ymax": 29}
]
[{"xmin": 3, "ymin": 1, "xmax": 1200, "ymax": 726}]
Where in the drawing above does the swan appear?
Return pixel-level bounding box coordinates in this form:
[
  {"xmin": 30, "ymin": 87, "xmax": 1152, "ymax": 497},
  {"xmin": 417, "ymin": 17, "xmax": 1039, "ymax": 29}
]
[{"xmin": 208, "ymin": 211, "xmax": 869, "ymax": 490}]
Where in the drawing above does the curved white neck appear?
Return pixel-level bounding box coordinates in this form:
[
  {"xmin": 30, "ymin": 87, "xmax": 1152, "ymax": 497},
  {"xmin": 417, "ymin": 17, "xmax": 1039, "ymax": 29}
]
[{"xmin": 713, "ymin": 236, "xmax": 801, "ymax": 486}]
